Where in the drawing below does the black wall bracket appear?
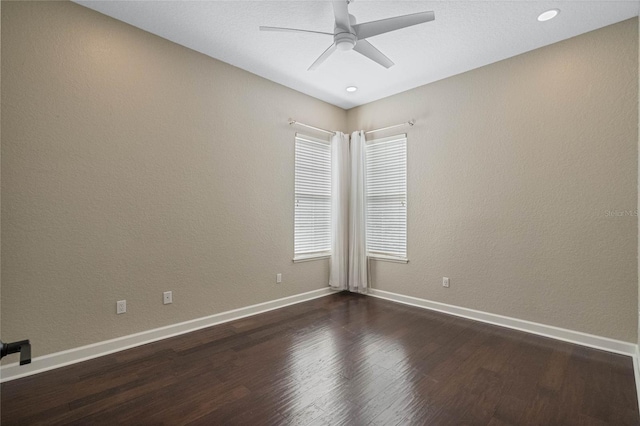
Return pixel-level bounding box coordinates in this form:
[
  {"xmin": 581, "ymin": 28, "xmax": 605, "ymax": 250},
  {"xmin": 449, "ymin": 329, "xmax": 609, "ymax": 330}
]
[{"xmin": 0, "ymin": 339, "xmax": 31, "ymax": 365}]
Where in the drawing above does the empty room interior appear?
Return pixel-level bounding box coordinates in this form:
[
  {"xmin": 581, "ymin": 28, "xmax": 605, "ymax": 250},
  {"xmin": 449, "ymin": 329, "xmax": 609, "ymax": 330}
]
[{"xmin": 1, "ymin": 0, "xmax": 640, "ymax": 424}]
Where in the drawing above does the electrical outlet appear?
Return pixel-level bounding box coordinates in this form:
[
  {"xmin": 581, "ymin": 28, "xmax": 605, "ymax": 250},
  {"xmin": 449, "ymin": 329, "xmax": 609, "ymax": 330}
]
[
  {"xmin": 163, "ymin": 291, "xmax": 173, "ymax": 305},
  {"xmin": 117, "ymin": 300, "xmax": 127, "ymax": 314},
  {"xmin": 442, "ymin": 277, "xmax": 450, "ymax": 288},
  {"xmin": 276, "ymin": 273, "xmax": 282, "ymax": 284}
]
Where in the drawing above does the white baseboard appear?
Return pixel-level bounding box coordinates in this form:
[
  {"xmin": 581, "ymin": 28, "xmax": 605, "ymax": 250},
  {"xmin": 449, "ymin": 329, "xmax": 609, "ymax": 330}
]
[
  {"xmin": 368, "ymin": 288, "xmax": 637, "ymax": 357},
  {"xmin": 634, "ymin": 346, "xmax": 640, "ymax": 412},
  {"xmin": 3, "ymin": 286, "xmax": 637, "ymax": 388},
  {"xmin": 0, "ymin": 287, "xmax": 335, "ymax": 382}
]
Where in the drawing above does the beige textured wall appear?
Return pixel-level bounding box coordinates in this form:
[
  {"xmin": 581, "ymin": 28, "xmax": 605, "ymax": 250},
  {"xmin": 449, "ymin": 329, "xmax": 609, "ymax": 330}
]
[
  {"xmin": 348, "ymin": 19, "xmax": 639, "ymax": 342},
  {"xmin": 2, "ymin": 0, "xmax": 638, "ymax": 362},
  {"xmin": 1, "ymin": 1, "xmax": 346, "ymax": 358}
]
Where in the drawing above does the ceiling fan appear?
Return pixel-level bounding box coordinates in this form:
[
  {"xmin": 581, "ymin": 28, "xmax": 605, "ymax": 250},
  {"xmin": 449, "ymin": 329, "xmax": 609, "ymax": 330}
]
[{"xmin": 259, "ymin": 1, "xmax": 435, "ymax": 71}]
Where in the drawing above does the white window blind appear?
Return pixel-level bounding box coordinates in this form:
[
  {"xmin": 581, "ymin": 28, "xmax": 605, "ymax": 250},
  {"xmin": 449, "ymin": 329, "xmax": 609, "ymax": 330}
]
[
  {"xmin": 294, "ymin": 135, "xmax": 331, "ymax": 259},
  {"xmin": 365, "ymin": 134, "xmax": 407, "ymax": 259}
]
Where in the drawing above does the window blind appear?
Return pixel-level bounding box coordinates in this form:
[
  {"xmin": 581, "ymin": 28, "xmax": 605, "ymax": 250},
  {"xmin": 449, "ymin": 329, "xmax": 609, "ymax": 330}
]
[
  {"xmin": 365, "ymin": 134, "xmax": 407, "ymax": 259},
  {"xmin": 294, "ymin": 135, "xmax": 332, "ymax": 258}
]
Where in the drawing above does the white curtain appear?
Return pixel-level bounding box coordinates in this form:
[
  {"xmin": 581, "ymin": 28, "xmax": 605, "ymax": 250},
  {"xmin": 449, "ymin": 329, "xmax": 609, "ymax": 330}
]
[
  {"xmin": 329, "ymin": 132, "xmax": 350, "ymax": 290},
  {"xmin": 348, "ymin": 131, "xmax": 368, "ymax": 293}
]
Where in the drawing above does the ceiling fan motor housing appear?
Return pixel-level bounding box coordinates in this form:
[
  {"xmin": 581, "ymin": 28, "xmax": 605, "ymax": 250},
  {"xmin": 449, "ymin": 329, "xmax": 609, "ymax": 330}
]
[{"xmin": 335, "ymin": 31, "xmax": 356, "ymax": 51}]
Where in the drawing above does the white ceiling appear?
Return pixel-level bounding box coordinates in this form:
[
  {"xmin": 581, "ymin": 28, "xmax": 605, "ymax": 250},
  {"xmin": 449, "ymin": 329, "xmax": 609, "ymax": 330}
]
[{"xmin": 75, "ymin": 1, "xmax": 640, "ymax": 109}]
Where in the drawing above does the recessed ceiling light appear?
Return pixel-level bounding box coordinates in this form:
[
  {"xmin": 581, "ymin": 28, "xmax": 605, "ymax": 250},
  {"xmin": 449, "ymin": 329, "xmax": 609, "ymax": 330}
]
[
  {"xmin": 538, "ymin": 9, "xmax": 560, "ymax": 22},
  {"xmin": 346, "ymin": 86, "xmax": 358, "ymax": 93}
]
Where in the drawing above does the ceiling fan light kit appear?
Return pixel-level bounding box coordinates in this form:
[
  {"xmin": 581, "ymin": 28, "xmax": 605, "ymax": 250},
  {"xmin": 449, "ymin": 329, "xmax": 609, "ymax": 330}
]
[
  {"xmin": 335, "ymin": 32, "xmax": 357, "ymax": 51},
  {"xmin": 260, "ymin": 0, "xmax": 435, "ymax": 70}
]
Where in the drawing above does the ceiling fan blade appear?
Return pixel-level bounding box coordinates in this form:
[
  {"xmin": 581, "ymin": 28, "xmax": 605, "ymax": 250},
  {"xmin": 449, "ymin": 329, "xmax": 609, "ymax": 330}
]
[
  {"xmin": 332, "ymin": 1, "xmax": 351, "ymax": 31},
  {"xmin": 259, "ymin": 26, "xmax": 333, "ymax": 36},
  {"xmin": 353, "ymin": 40, "xmax": 394, "ymax": 68},
  {"xmin": 308, "ymin": 44, "xmax": 338, "ymax": 71},
  {"xmin": 353, "ymin": 11, "xmax": 435, "ymax": 40}
]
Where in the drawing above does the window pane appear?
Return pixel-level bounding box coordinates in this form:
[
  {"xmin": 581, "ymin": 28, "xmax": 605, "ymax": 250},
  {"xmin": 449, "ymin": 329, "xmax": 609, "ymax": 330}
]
[
  {"xmin": 365, "ymin": 135, "xmax": 407, "ymax": 258},
  {"xmin": 294, "ymin": 136, "xmax": 331, "ymax": 257}
]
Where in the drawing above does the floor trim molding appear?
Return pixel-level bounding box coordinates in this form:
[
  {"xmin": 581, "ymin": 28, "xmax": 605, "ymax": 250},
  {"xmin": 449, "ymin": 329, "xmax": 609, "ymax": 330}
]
[
  {"xmin": 0, "ymin": 287, "xmax": 335, "ymax": 383},
  {"xmin": 634, "ymin": 346, "xmax": 640, "ymax": 412},
  {"xmin": 368, "ymin": 288, "xmax": 637, "ymax": 357}
]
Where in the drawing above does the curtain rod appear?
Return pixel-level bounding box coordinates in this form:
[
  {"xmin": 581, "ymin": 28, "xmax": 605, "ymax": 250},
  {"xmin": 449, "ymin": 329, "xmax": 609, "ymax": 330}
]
[
  {"xmin": 365, "ymin": 119, "xmax": 415, "ymax": 135},
  {"xmin": 288, "ymin": 119, "xmax": 335, "ymax": 136},
  {"xmin": 288, "ymin": 118, "xmax": 415, "ymax": 136}
]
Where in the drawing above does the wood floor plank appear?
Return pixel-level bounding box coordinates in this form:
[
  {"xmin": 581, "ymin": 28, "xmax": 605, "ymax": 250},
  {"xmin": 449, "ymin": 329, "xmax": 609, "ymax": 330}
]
[
  {"xmin": 1, "ymin": 292, "xmax": 637, "ymax": 425},
  {"xmin": 493, "ymin": 394, "xmax": 529, "ymax": 425}
]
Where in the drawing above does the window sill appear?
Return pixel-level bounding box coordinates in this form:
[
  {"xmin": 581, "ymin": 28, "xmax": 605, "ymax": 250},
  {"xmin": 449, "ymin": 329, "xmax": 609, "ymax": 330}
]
[
  {"xmin": 368, "ymin": 255, "xmax": 409, "ymax": 264},
  {"xmin": 293, "ymin": 254, "xmax": 408, "ymax": 264},
  {"xmin": 293, "ymin": 253, "xmax": 331, "ymax": 263}
]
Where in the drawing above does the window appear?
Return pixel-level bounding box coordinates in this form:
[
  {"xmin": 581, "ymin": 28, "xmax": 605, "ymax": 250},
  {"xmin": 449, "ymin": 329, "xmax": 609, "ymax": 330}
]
[
  {"xmin": 365, "ymin": 134, "xmax": 407, "ymax": 261},
  {"xmin": 294, "ymin": 134, "xmax": 331, "ymax": 260}
]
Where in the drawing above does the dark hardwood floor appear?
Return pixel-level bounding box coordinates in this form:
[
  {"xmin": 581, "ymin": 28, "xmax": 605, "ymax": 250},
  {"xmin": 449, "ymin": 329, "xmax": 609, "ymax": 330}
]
[{"xmin": 1, "ymin": 292, "xmax": 638, "ymax": 425}]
